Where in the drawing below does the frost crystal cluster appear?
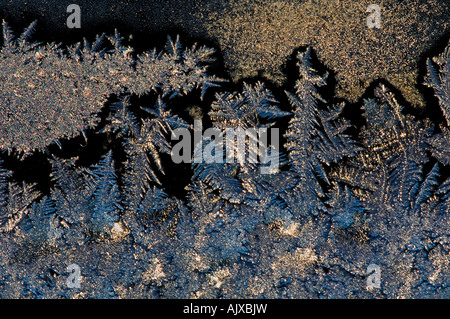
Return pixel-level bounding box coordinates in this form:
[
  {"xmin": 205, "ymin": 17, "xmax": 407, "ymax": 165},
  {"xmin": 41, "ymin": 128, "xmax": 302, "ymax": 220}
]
[
  {"xmin": 0, "ymin": 21, "xmax": 219, "ymax": 156},
  {"xmin": 0, "ymin": 22, "xmax": 449, "ymax": 299}
]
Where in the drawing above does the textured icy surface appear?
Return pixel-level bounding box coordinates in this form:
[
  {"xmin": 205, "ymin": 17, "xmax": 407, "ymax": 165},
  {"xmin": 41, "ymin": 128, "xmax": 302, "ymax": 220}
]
[{"xmin": 0, "ymin": 21, "xmax": 449, "ymax": 299}]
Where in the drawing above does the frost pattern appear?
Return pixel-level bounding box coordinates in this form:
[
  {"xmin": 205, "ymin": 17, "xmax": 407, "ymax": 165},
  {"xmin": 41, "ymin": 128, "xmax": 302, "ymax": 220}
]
[
  {"xmin": 284, "ymin": 48, "xmax": 361, "ymax": 216},
  {"xmin": 0, "ymin": 160, "xmax": 39, "ymax": 233},
  {"xmin": 0, "ymin": 21, "xmax": 221, "ymax": 156},
  {"xmin": 0, "ymin": 23, "xmax": 449, "ymax": 299},
  {"xmin": 425, "ymin": 40, "xmax": 450, "ymax": 125}
]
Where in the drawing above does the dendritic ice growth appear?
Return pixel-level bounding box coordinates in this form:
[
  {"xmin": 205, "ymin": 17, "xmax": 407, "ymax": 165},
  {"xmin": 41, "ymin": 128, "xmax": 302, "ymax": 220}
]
[
  {"xmin": 0, "ymin": 21, "xmax": 220, "ymax": 156},
  {"xmin": 0, "ymin": 23, "xmax": 449, "ymax": 299}
]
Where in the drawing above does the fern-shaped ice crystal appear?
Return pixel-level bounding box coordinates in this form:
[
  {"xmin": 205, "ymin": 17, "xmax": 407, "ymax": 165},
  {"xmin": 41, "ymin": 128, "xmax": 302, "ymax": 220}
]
[{"xmin": 0, "ymin": 21, "xmax": 221, "ymax": 156}]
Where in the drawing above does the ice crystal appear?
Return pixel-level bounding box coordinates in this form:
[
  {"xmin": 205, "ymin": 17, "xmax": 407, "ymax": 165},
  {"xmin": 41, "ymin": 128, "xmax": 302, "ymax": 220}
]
[
  {"xmin": 0, "ymin": 160, "xmax": 39, "ymax": 233},
  {"xmin": 284, "ymin": 48, "xmax": 361, "ymax": 215},
  {"xmin": 425, "ymin": 40, "xmax": 450, "ymax": 125},
  {"xmin": 326, "ymin": 185, "xmax": 365, "ymax": 230},
  {"xmin": 209, "ymin": 81, "xmax": 289, "ymax": 130},
  {"xmin": 121, "ymin": 96, "xmax": 190, "ymax": 216},
  {"xmin": 22, "ymin": 196, "xmax": 63, "ymax": 245},
  {"xmin": 85, "ymin": 151, "xmax": 122, "ymax": 235},
  {"xmin": 332, "ymin": 84, "xmax": 435, "ymax": 214},
  {"xmin": 189, "ymin": 81, "xmax": 288, "ymax": 206},
  {"xmin": 0, "ymin": 22, "xmax": 449, "ymax": 299},
  {"xmin": 0, "ymin": 22, "xmax": 220, "ymax": 156}
]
